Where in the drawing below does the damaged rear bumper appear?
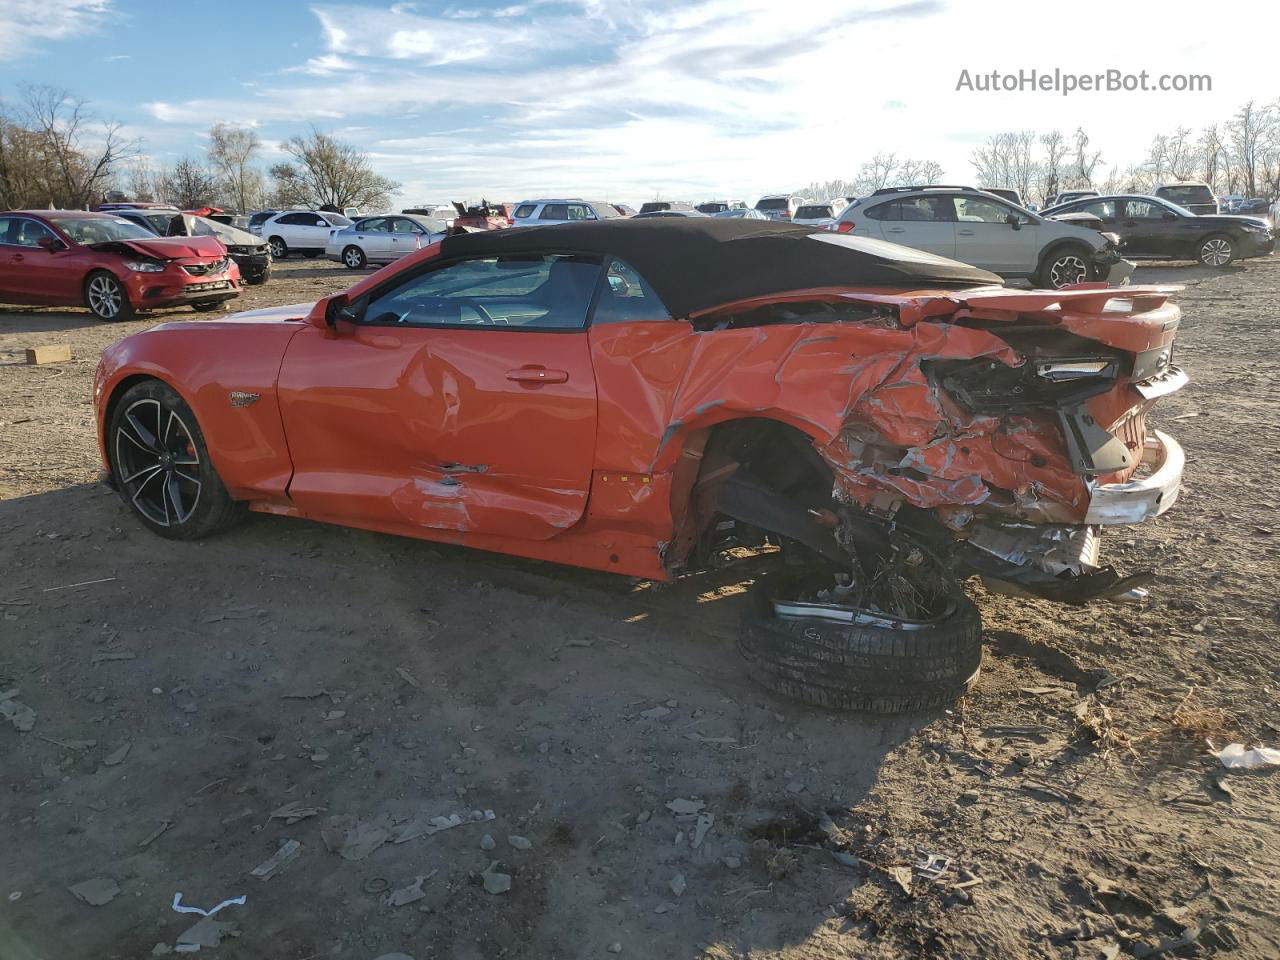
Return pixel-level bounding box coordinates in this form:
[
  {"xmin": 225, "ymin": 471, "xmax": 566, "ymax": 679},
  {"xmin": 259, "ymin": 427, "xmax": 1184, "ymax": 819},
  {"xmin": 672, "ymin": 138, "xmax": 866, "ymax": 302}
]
[{"xmin": 1085, "ymin": 429, "xmax": 1184, "ymax": 524}]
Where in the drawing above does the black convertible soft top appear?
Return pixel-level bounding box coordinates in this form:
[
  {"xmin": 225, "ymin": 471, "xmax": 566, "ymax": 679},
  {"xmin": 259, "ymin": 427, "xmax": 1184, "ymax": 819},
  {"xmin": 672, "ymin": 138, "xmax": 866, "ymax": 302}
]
[{"xmin": 439, "ymin": 218, "xmax": 1001, "ymax": 317}]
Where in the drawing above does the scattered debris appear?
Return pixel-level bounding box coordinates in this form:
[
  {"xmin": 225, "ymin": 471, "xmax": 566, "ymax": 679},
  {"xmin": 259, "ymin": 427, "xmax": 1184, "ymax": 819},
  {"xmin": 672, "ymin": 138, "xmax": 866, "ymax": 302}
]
[
  {"xmin": 691, "ymin": 812, "xmax": 714, "ymax": 849},
  {"xmin": 886, "ymin": 865, "xmax": 913, "ymax": 897},
  {"xmin": 913, "ymin": 850, "xmax": 951, "ymax": 881},
  {"xmin": 322, "ymin": 815, "xmax": 390, "ymax": 860},
  {"xmin": 639, "ymin": 706, "xmax": 671, "ymax": 720},
  {"xmin": 139, "ymin": 820, "xmax": 173, "ymax": 848},
  {"xmin": 269, "ymin": 800, "xmax": 325, "ymax": 825},
  {"xmin": 481, "ymin": 862, "xmax": 512, "ymax": 895},
  {"xmin": 388, "ymin": 871, "xmax": 436, "ymax": 907},
  {"xmin": 0, "ymin": 690, "xmax": 36, "ymax": 732},
  {"xmin": 25, "ymin": 344, "xmax": 71, "ymax": 365},
  {"xmin": 665, "ymin": 798, "xmax": 704, "ymax": 815},
  {"xmin": 390, "ymin": 808, "xmax": 495, "ymax": 844},
  {"xmin": 785, "ymin": 780, "xmax": 806, "ymax": 794},
  {"xmin": 102, "ymin": 742, "xmax": 132, "ymax": 766},
  {"xmin": 89, "ymin": 650, "xmax": 135, "ymax": 665},
  {"xmin": 322, "ymin": 709, "xmax": 346, "ymax": 721},
  {"xmin": 635, "ymin": 811, "xmax": 652, "ymax": 824},
  {"xmin": 395, "ymin": 666, "xmax": 421, "ymax": 689},
  {"xmin": 480, "ymin": 834, "xmax": 496, "ymax": 851},
  {"xmin": 723, "ymin": 856, "xmax": 741, "ymax": 870},
  {"xmin": 669, "ymin": 872, "xmax": 687, "ymax": 897},
  {"xmin": 250, "ymin": 840, "xmax": 301, "ymax": 880},
  {"xmin": 1213, "ymin": 742, "xmax": 1280, "ymax": 769},
  {"xmin": 607, "ymin": 943, "xmax": 622, "ymax": 954},
  {"xmin": 508, "ymin": 835, "xmax": 532, "ymax": 850},
  {"xmin": 171, "ymin": 893, "xmax": 246, "ymax": 918},
  {"xmin": 221, "ymin": 808, "xmax": 253, "ymax": 827},
  {"xmin": 69, "ymin": 877, "xmax": 120, "ymax": 906},
  {"xmin": 176, "ymin": 917, "xmax": 237, "ymax": 950},
  {"xmin": 45, "ymin": 577, "xmax": 116, "ymax": 593}
]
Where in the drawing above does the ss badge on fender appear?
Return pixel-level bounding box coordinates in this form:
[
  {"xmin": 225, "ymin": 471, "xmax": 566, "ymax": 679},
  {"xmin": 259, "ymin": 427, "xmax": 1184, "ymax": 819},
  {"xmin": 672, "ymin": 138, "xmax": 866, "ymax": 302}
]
[{"xmin": 229, "ymin": 391, "xmax": 260, "ymax": 408}]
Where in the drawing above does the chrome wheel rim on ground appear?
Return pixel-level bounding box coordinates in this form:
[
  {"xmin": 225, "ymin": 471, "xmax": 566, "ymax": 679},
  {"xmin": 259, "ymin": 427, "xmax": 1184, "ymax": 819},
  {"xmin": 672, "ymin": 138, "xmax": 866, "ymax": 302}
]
[
  {"xmin": 87, "ymin": 275, "xmax": 122, "ymax": 318},
  {"xmin": 344, "ymin": 247, "xmax": 363, "ymax": 268},
  {"xmin": 1200, "ymin": 238, "xmax": 1232, "ymax": 266},
  {"xmin": 114, "ymin": 398, "xmax": 202, "ymax": 526},
  {"xmin": 1049, "ymin": 255, "xmax": 1088, "ymax": 288}
]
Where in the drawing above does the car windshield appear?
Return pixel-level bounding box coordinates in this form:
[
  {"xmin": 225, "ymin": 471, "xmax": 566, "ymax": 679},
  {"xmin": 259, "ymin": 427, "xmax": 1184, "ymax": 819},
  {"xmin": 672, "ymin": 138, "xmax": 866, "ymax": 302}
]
[
  {"xmin": 50, "ymin": 216, "xmax": 155, "ymax": 244},
  {"xmin": 1158, "ymin": 186, "xmax": 1213, "ymax": 205},
  {"xmin": 755, "ymin": 198, "xmax": 788, "ymax": 210}
]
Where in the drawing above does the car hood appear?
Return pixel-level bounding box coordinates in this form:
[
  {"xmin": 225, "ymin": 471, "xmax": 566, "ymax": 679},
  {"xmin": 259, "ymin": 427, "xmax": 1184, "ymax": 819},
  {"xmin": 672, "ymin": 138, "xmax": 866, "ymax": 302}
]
[
  {"xmin": 1201, "ymin": 214, "xmax": 1272, "ymax": 229},
  {"xmin": 92, "ymin": 236, "xmax": 225, "ymax": 259},
  {"xmin": 215, "ymin": 302, "xmax": 315, "ymax": 324}
]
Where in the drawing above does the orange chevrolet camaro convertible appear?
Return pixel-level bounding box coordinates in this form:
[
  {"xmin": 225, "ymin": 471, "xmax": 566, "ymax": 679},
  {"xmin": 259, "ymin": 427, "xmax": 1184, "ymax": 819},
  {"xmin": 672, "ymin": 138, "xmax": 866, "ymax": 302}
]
[{"xmin": 94, "ymin": 219, "xmax": 1187, "ymax": 711}]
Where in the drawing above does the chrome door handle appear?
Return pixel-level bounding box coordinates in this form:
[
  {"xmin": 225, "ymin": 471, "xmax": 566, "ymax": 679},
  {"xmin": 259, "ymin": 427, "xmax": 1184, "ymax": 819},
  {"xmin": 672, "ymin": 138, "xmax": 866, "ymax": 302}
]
[
  {"xmin": 886, "ymin": 227, "xmax": 905, "ymax": 233},
  {"xmin": 957, "ymin": 229, "xmax": 975, "ymax": 235}
]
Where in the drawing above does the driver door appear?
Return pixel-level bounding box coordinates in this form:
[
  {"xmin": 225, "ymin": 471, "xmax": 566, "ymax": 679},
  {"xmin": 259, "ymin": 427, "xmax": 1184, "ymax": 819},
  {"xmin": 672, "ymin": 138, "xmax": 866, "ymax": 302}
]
[
  {"xmin": 953, "ymin": 195, "xmax": 1038, "ymax": 273},
  {"xmin": 276, "ymin": 253, "xmax": 601, "ymax": 541}
]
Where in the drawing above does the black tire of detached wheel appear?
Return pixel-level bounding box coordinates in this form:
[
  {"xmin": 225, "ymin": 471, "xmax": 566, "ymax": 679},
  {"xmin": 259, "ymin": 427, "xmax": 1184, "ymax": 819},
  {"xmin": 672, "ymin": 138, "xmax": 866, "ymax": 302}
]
[{"xmin": 737, "ymin": 570, "xmax": 983, "ymax": 713}]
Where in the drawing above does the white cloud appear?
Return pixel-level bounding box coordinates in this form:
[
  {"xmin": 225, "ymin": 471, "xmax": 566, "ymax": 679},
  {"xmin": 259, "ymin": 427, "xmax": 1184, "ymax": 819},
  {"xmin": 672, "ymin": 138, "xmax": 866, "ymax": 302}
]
[
  {"xmin": 0, "ymin": 0, "xmax": 112, "ymax": 56},
  {"xmin": 139, "ymin": 0, "xmax": 1280, "ymax": 206}
]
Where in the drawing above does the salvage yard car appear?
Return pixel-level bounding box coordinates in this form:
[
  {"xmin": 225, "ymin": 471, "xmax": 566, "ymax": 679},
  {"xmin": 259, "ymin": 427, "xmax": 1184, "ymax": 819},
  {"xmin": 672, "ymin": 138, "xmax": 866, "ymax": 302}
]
[
  {"xmin": 834, "ymin": 185, "xmax": 1133, "ymax": 289},
  {"xmin": 324, "ymin": 214, "xmax": 450, "ymax": 269},
  {"xmin": 1, "ymin": 210, "xmax": 240, "ymax": 320},
  {"xmin": 1042, "ymin": 194, "xmax": 1275, "ymax": 267},
  {"xmin": 93, "ymin": 219, "xmax": 1186, "ymax": 712},
  {"xmin": 253, "ymin": 210, "xmax": 353, "ymax": 259},
  {"xmin": 112, "ymin": 209, "xmax": 273, "ymax": 285}
]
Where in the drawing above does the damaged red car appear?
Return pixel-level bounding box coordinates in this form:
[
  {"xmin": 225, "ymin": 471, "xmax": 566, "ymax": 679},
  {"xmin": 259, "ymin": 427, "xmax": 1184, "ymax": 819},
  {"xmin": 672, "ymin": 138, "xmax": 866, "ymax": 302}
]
[
  {"xmin": 0, "ymin": 210, "xmax": 240, "ymax": 320},
  {"xmin": 93, "ymin": 220, "xmax": 1186, "ymax": 711}
]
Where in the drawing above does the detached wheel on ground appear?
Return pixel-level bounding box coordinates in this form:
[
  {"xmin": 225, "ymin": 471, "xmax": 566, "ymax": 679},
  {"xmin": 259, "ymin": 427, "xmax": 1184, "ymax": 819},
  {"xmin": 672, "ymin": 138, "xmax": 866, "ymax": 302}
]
[
  {"xmin": 267, "ymin": 236, "xmax": 288, "ymax": 259},
  {"xmin": 737, "ymin": 570, "xmax": 983, "ymax": 713},
  {"xmin": 108, "ymin": 379, "xmax": 245, "ymax": 540},
  {"xmin": 1036, "ymin": 245, "xmax": 1092, "ymax": 290},
  {"xmin": 342, "ymin": 245, "xmax": 367, "ymax": 269},
  {"xmin": 84, "ymin": 270, "xmax": 134, "ymax": 321},
  {"xmin": 1198, "ymin": 234, "xmax": 1234, "ymax": 267}
]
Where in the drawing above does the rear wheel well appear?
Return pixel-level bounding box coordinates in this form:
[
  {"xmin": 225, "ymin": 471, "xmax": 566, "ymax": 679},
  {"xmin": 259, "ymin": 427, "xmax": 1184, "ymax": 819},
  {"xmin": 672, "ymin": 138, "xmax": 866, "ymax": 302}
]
[{"xmin": 669, "ymin": 418, "xmax": 838, "ymax": 571}]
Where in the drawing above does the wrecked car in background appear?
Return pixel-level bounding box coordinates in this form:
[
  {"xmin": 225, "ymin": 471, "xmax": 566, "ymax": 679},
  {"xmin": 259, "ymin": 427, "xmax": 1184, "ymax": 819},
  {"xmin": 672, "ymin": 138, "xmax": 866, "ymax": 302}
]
[
  {"xmin": 92, "ymin": 219, "xmax": 1185, "ymax": 711},
  {"xmin": 451, "ymin": 200, "xmax": 513, "ymax": 231},
  {"xmin": 111, "ymin": 209, "xmax": 273, "ymax": 285}
]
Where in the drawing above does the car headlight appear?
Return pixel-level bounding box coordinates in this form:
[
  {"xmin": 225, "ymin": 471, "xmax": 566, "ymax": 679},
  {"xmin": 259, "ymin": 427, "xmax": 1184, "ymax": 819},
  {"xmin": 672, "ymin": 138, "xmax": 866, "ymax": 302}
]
[{"xmin": 123, "ymin": 259, "xmax": 165, "ymax": 273}]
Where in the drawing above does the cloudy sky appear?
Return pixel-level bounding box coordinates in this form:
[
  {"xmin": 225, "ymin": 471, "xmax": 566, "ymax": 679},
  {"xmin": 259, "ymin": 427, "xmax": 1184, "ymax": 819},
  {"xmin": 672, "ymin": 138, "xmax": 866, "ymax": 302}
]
[{"xmin": 1, "ymin": 0, "xmax": 1276, "ymax": 207}]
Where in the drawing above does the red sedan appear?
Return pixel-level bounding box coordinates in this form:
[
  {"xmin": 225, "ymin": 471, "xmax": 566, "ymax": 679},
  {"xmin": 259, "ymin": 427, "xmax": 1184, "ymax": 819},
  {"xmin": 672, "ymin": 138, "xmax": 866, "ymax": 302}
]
[
  {"xmin": 0, "ymin": 210, "xmax": 240, "ymax": 320},
  {"xmin": 92, "ymin": 219, "xmax": 1187, "ymax": 711}
]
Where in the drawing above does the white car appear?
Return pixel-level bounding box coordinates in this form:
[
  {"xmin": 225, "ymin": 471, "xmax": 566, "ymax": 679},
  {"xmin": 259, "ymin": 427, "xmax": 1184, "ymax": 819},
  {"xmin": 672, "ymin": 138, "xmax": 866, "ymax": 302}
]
[
  {"xmin": 754, "ymin": 195, "xmax": 805, "ymax": 221},
  {"xmin": 509, "ymin": 199, "xmax": 621, "ymax": 227},
  {"xmin": 834, "ymin": 186, "xmax": 1131, "ymax": 289},
  {"xmin": 791, "ymin": 200, "xmax": 848, "ymax": 229},
  {"xmin": 325, "ymin": 214, "xmax": 450, "ymax": 269},
  {"xmin": 252, "ymin": 210, "xmax": 353, "ymax": 259}
]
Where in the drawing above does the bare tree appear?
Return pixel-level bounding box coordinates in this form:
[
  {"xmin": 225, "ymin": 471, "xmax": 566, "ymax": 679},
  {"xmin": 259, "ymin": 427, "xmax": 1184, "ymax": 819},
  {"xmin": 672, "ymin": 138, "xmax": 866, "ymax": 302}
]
[
  {"xmin": 1228, "ymin": 100, "xmax": 1274, "ymax": 198},
  {"xmin": 1069, "ymin": 127, "xmax": 1103, "ymax": 187},
  {"xmin": 1039, "ymin": 130, "xmax": 1068, "ymax": 203},
  {"xmin": 269, "ymin": 127, "xmax": 399, "ymax": 211},
  {"xmin": 160, "ymin": 156, "xmax": 216, "ymax": 209},
  {"xmin": 123, "ymin": 158, "xmax": 161, "ymax": 202},
  {"xmin": 207, "ymin": 123, "xmax": 263, "ymax": 213},
  {"xmin": 1198, "ymin": 125, "xmax": 1227, "ymax": 190},
  {"xmin": 5, "ymin": 85, "xmax": 134, "ymax": 208}
]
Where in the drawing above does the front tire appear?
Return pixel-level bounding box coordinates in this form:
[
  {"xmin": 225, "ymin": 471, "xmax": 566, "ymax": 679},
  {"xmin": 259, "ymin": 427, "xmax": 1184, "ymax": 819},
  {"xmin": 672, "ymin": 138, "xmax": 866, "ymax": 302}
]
[
  {"xmin": 737, "ymin": 570, "xmax": 983, "ymax": 713},
  {"xmin": 1036, "ymin": 245, "xmax": 1092, "ymax": 289},
  {"xmin": 191, "ymin": 301, "xmax": 224, "ymax": 313},
  {"xmin": 108, "ymin": 380, "xmax": 244, "ymax": 540},
  {"xmin": 1197, "ymin": 234, "xmax": 1234, "ymax": 267},
  {"xmin": 342, "ymin": 245, "xmax": 367, "ymax": 269},
  {"xmin": 267, "ymin": 236, "xmax": 288, "ymax": 259},
  {"xmin": 245, "ymin": 264, "xmax": 271, "ymax": 286},
  {"xmin": 84, "ymin": 271, "xmax": 135, "ymax": 321}
]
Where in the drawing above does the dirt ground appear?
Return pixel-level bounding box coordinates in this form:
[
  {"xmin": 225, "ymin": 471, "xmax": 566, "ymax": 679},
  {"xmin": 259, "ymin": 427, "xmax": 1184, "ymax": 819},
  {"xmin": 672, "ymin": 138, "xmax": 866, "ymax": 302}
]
[{"xmin": 2, "ymin": 256, "xmax": 1278, "ymax": 960}]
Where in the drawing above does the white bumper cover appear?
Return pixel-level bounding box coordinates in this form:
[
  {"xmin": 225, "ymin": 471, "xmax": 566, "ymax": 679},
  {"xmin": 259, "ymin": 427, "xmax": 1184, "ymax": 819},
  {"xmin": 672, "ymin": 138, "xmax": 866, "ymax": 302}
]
[{"xmin": 1084, "ymin": 429, "xmax": 1184, "ymax": 525}]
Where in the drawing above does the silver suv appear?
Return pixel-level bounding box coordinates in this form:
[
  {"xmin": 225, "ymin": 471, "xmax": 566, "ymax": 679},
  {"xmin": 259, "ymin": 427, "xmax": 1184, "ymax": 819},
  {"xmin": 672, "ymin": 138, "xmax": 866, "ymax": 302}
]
[
  {"xmin": 510, "ymin": 199, "xmax": 621, "ymax": 227},
  {"xmin": 833, "ymin": 186, "xmax": 1130, "ymax": 289}
]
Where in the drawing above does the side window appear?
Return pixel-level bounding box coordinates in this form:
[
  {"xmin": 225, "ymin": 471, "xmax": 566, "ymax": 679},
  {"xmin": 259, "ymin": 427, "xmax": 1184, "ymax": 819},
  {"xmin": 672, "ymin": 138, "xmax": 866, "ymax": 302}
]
[
  {"xmin": 863, "ymin": 201, "xmax": 897, "ymax": 221},
  {"xmin": 361, "ymin": 254, "xmax": 602, "ymax": 330},
  {"xmin": 899, "ymin": 197, "xmax": 954, "ymax": 222},
  {"xmin": 390, "ymin": 218, "xmax": 419, "ymax": 234},
  {"xmin": 278, "ymin": 213, "xmax": 307, "ymax": 226},
  {"xmin": 358, "ymin": 218, "xmax": 388, "ymax": 233},
  {"xmin": 1075, "ymin": 200, "xmax": 1116, "ymax": 219},
  {"xmin": 566, "ymin": 203, "xmax": 593, "ymax": 221},
  {"xmin": 592, "ymin": 258, "xmax": 673, "ymax": 325},
  {"xmin": 540, "ymin": 203, "xmax": 568, "ymax": 221},
  {"xmin": 1124, "ymin": 200, "xmax": 1165, "ymax": 219},
  {"xmin": 954, "ymin": 197, "xmax": 1013, "ymax": 223},
  {"xmin": 0, "ymin": 217, "xmax": 56, "ymax": 247},
  {"xmin": 311, "ymin": 215, "xmax": 327, "ymax": 227},
  {"xmin": 513, "ymin": 204, "xmax": 537, "ymax": 218}
]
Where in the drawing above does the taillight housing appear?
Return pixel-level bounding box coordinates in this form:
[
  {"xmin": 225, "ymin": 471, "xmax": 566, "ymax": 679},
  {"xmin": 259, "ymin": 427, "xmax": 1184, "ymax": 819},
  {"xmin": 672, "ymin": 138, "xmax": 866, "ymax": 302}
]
[{"xmin": 835, "ymin": 221, "xmax": 854, "ymax": 234}]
